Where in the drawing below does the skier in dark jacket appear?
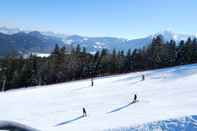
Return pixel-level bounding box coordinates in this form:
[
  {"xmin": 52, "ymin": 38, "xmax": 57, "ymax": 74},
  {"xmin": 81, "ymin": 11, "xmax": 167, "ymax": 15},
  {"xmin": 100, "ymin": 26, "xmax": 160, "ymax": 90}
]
[
  {"xmin": 91, "ymin": 77, "xmax": 94, "ymax": 87},
  {"xmin": 82, "ymin": 107, "xmax": 87, "ymax": 117},
  {"xmin": 142, "ymin": 74, "xmax": 145, "ymax": 81},
  {"xmin": 133, "ymin": 94, "xmax": 137, "ymax": 103}
]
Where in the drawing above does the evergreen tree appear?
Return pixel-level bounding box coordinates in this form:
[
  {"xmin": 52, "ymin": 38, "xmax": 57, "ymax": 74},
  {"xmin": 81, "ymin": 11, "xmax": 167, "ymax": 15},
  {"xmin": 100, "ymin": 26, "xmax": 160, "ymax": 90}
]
[
  {"xmin": 124, "ymin": 49, "xmax": 132, "ymax": 72},
  {"xmin": 110, "ymin": 49, "xmax": 118, "ymax": 73}
]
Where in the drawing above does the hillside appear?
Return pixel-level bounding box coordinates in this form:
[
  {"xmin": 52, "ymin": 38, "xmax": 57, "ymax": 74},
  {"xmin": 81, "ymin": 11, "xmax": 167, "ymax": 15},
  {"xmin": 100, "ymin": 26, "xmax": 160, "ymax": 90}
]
[{"xmin": 0, "ymin": 64, "xmax": 197, "ymax": 130}]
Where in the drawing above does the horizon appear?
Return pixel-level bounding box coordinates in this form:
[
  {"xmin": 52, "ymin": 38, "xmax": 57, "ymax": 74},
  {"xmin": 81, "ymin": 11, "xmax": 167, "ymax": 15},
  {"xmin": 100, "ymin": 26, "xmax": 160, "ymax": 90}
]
[
  {"xmin": 0, "ymin": 0, "xmax": 197, "ymax": 39},
  {"xmin": 0, "ymin": 26, "xmax": 197, "ymax": 40}
]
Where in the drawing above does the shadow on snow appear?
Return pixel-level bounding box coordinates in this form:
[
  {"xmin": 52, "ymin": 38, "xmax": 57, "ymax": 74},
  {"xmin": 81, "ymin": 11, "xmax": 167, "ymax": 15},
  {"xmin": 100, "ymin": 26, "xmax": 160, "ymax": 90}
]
[
  {"xmin": 55, "ymin": 115, "xmax": 84, "ymax": 127},
  {"xmin": 107, "ymin": 101, "xmax": 138, "ymax": 114}
]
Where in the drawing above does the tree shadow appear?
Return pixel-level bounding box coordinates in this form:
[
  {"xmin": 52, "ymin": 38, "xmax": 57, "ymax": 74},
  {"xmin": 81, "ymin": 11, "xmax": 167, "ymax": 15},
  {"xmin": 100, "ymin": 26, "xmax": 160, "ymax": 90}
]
[
  {"xmin": 107, "ymin": 100, "xmax": 138, "ymax": 114},
  {"xmin": 54, "ymin": 115, "xmax": 84, "ymax": 127},
  {"xmin": 114, "ymin": 76, "xmax": 140, "ymax": 82},
  {"xmin": 71, "ymin": 86, "xmax": 92, "ymax": 93},
  {"xmin": 129, "ymin": 81, "xmax": 141, "ymax": 85}
]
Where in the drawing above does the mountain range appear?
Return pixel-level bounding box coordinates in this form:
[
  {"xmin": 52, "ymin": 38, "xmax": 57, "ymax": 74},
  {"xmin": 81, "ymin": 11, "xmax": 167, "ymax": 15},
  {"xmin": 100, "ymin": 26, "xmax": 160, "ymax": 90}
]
[{"xmin": 0, "ymin": 26, "xmax": 196, "ymax": 56}]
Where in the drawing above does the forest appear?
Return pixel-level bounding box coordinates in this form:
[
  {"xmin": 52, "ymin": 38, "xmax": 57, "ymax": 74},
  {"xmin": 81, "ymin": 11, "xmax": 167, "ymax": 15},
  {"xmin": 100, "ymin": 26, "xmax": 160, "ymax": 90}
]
[{"xmin": 0, "ymin": 35, "xmax": 197, "ymax": 91}]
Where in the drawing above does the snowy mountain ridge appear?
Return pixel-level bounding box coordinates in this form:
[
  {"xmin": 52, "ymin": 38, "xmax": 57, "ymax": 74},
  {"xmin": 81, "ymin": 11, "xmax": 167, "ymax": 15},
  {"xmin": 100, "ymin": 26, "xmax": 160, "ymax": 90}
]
[
  {"xmin": 0, "ymin": 26, "xmax": 196, "ymax": 55},
  {"xmin": 151, "ymin": 30, "xmax": 196, "ymax": 42},
  {"xmin": 63, "ymin": 30, "xmax": 197, "ymax": 53},
  {"xmin": 0, "ymin": 26, "xmax": 195, "ymax": 42},
  {"xmin": 0, "ymin": 26, "xmax": 23, "ymax": 35}
]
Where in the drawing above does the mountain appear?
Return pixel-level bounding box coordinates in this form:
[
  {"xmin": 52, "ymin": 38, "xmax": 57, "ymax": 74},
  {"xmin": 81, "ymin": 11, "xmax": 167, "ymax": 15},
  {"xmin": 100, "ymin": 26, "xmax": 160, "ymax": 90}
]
[
  {"xmin": 64, "ymin": 31, "xmax": 196, "ymax": 53},
  {"xmin": 0, "ymin": 31, "xmax": 67, "ymax": 56},
  {"xmin": 152, "ymin": 30, "xmax": 196, "ymax": 42},
  {"xmin": 0, "ymin": 26, "xmax": 196, "ymax": 55},
  {"xmin": 64, "ymin": 35, "xmax": 129, "ymax": 53},
  {"xmin": 0, "ymin": 26, "xmax": 22, "ymax": 35}
]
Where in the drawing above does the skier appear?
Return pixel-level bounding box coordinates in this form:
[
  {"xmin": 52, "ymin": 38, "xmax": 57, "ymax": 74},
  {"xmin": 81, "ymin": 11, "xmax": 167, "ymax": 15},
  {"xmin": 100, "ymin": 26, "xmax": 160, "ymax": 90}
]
[
  {"xmin": 91, "ymin": 77, "xmax": 94, "ymax": 87},
  {"xmin": 82, "ymin": 107, "xmax": 87, "ymax": 117},
  {"xmin": 133, "ymin": 94, "xmax": 137, "ymax": 103},
  {"xmin": 142, "ymin": 74, "xmax": 145, "ymax": 81}
]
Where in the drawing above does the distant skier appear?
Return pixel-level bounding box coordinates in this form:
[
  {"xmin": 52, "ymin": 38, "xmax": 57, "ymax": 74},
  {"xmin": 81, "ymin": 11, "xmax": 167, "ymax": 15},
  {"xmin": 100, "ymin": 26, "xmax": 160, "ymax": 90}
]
[
  {"xmin": 133, "ymin": 94, "xmax": 137, "ymax": 103},
  {"xmin": 142, "ymin": 74, "xmax": 145, "ymax": 81},
  {"xmin": 82, "ymin": 107, "xmax": 87, "ymax": 117},
  {"xmin": 91, "ymin": 77, "xmax": 94, "ymax": 87}
]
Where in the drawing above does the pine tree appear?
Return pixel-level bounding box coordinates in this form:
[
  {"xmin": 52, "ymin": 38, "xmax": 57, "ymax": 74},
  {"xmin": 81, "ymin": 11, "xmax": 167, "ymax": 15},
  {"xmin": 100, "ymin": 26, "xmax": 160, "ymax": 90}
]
[
  {"xmin": 147, "ymin": 35, "xmax": 165, "ymax": 68},
  {"xmin": 124, "ymin": 49, "xmax": 132, "ymax": 72},
  {"xmin": 110, "ymin": 49, "xmax": 117, "ymax": 73}
]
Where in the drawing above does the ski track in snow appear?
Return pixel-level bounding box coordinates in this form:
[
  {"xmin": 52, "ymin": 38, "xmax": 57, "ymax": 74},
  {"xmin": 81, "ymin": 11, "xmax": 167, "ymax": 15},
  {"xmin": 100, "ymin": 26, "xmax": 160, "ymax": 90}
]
[{"xmin": 0, "ymin": 64, "xmax": 197, "ymax": 130}]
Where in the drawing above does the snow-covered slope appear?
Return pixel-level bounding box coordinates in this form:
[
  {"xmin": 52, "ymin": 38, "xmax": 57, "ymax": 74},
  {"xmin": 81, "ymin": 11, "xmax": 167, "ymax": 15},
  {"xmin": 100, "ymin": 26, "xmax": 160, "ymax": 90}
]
[{"xmin": 0, "ymin": 64, "xmax": 197, "ymax": 130}]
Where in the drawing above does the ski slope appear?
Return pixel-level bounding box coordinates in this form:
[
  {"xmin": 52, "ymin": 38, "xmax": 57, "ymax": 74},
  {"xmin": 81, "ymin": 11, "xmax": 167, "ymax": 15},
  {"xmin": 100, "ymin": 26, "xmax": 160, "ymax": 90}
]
[{"xmin": 1, "ymin": 64, "xmax": 197, "ymax": 131}]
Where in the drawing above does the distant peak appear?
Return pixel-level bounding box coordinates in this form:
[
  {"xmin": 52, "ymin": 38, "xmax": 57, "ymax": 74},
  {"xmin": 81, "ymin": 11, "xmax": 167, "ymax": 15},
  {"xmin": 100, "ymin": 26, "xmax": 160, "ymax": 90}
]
[
  {"xmin": 151, "ymin": 30, "xmax": 196, "ymax": 42},
  {"xmin": 0, "ymin": 26, "xmax": 23, "ymax": 35}
]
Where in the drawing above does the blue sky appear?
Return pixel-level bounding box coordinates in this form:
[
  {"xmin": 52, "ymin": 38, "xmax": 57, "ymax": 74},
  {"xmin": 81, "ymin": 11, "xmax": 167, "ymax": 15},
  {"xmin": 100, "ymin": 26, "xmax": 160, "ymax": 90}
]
[{"xmin": 0, "ymin": 0, "xmax": 197, "ymax": 39}]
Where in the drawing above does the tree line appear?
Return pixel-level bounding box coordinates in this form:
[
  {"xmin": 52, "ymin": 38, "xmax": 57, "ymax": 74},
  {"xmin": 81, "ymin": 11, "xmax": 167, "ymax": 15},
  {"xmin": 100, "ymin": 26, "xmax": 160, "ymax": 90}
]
[{"xmin": 0, "ymin": 35, "xmax": 197, "ymax": 91}]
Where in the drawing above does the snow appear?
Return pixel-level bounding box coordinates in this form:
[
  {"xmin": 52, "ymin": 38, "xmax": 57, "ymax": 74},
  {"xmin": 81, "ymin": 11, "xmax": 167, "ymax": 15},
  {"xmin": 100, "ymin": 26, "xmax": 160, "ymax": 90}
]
[
  {"xmin": 0, "ymin": 64, "xmax": 197, "ymax": 130},
  {"xmin": 83, "ymin": 38, "xmax": 88, "ymax": 41},
  {"xmin": 94, "ymin": 42, "xmax": 107, "ymax": 49},
  {"xmin": 66, "ymin": 39, "xmax": 74, "ymax": 45},
  {"xmin": 32, "ymin": 53, "xmax": 50, "ymax": 58},
  {"xmin": 107, "ymin": 115, "xmax": 197, "ymax": 131}
]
